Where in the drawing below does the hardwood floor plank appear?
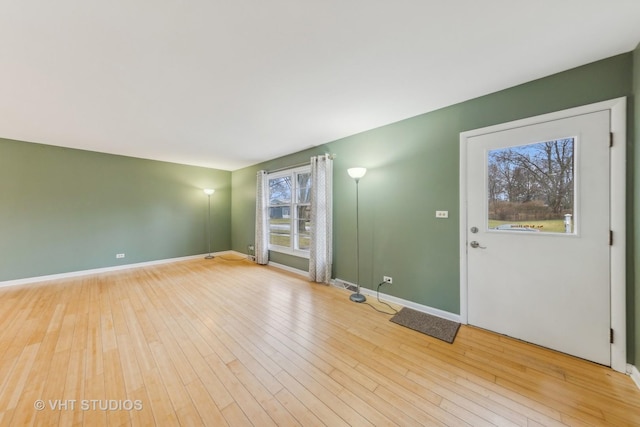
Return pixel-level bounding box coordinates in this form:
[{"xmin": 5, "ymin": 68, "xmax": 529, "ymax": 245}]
[
  {"xmin": 185, "ymin": 379, "xmax": 229, "ymax": 427},
  {"xmin": 120, "ymin": 296, "xmax": 158, "ymax": 375},
  {"xmin": 0, "ymin": 257, "xmax": 639, "ymax": 426},
  {"xmin": 274, "ymin": 388, "xmax": 322, "ymax": 426},
  {"xmin": 221, "ymin": 402, "xmax": 254, "ymax": 427},
  {"xmin": 0, "ymin": 287, "xmax": 36, "ymax": 359},
  {"xmin": 369, "ymin": 339, "xmax": 535, "ymax": 426},
  {"xmin": 147, "ymin": 341, "xmax": 192, "ymax": 413},
  {"xmin": 103, "ymin": 349, "xmax": 130, "ymax": 426},
  {"xmin": 329, "ymin": 367, "xmax": 425, "ymax": 427},
  {"xmin": 227, "ymin": 359, "xmax": 300, "ymax": 426},
  {"xmin": 203, "ymin": 354, "xmax": 278, "ymax": 427},
  {"xmin": 274, "ymin": 370, "xmax": 350, "ymax": 427},
  {"xmin": 116, "ymin": 334, "xmax": 145, "ymax": 395},
  {"xmin": 406, "ymin": 370, "xmax": 522, "ymax": 427},
  {"xmin": 456, "ymin": 376, "xmax": 567, "ymax": 426},
  {"xmin": 267, "ymin": 339, "xmax": 378, "ymax": 426},
  {"xmin": 356, "ymin": 363, "xmax": 470, "ymax": 427},
  {"xmin": 372, "ymin": 383, "xmax": 448, "ymax": 426},
  {"xmin": 1, "ymin": 343, "xmax": 40, "ymax": 414},
  {"xmin": 0, "ymin": 344, "xmax": 42, "ymax": 426},
  {"xmin": 62, "ymin": 348, "xmax": 88, "ymax": 427},
  {"xmin": 182, "ymin": 348, "xmax": 235, "ymax": 409},
  {"xmin": 139, "ymin": 367, "xmax": 179, "ymax": 425}
]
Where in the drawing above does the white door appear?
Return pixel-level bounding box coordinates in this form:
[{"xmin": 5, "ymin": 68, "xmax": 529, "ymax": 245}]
[{"xmin": 466, "ymin": 110, "xmax": 611, "ymax": 366}]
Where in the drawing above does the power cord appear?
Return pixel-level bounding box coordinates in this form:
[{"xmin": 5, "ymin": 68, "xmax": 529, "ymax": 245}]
[{"xmin": 363, "ymin": 281, "xmax": 399, "ymax": 315}]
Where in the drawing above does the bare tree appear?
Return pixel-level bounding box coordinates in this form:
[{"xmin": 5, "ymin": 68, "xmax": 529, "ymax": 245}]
[
  {"xmin": 487, "ymin": 138, "xmax": 574, "ymax": 215},
  {"xmin": 269, "ymin": 176, "xmax": 292, "ymax": 204},
  {"xmin": 510, "ymin": 139, "xmax": 574, "ymax": 214},
  {"xmin": 489, "ymin": 151, "xmax": 541, "ymax": 202}
]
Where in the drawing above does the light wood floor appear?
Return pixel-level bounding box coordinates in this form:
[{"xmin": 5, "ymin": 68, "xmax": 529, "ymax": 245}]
[{"xmin": 1, "ymin": 257, "xmax": 639, "ymax": 426}]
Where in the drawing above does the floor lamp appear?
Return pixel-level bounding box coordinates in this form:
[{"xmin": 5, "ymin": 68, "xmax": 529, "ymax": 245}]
[
  {"xmin": 347, "ymin": 167, "xmax": 367, "ymax": 303},
  {"xmin": 204, "ymin": 188, "xmax": 215, "ymax": 259}
]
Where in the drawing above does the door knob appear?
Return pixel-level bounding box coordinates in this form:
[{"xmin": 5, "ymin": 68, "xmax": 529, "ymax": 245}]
[{"xmin": 470, "ymin": 241, "xmax": 486, "ymax": 249}]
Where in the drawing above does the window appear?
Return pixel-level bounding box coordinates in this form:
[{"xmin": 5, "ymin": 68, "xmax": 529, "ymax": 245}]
[
  {"xmin": 268, "ymin": 166, "xmax": 312, "ymax": 257},
  {"xmin": 487, "ymin": 137, "xmax": 575, "ymax": 234}
]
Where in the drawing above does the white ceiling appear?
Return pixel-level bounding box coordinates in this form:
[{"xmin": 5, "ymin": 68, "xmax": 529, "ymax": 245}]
[{"xmin": 1, "ymin": 1, "xmax": 639, "ymax": 171}]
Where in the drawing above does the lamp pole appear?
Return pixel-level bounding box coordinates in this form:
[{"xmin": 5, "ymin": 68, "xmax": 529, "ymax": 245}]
[{"xmin": 204, "ymin": 189, "xmax": 215, "ymax": 259}]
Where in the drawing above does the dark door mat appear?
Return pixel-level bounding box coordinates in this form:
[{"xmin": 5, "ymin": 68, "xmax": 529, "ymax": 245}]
[{"xmin": 390, "ymin": 307, "xmax": 460, "ymax": 343}]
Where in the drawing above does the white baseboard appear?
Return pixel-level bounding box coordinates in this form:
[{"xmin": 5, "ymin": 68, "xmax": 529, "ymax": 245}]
[
  {"xmin": 333, "ymin": 277, "xmax": 461, "ymax": 323},
  {"xmin": 628, "ymin": 364, "xmax": 640, "ymax": 390},
  {"xmin": 0, "ymin": 251, "xmax": 233, "ymax": 288}
]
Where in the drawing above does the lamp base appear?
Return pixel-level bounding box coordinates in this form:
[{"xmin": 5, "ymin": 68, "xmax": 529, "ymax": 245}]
[
  {"xmin": 204, "ymin": 255, "xmax": 214, "ymax": 259},
  {"xmin": 349, "ymin": 292, "xmax": 366, "ymax": 303}
]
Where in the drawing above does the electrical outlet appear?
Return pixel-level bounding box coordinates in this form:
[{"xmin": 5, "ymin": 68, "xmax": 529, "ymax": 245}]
[
  {"xmin": 383, "ymin": 276, "xmax": 393, "ymax": 284},
  {"xmin": 435, "ymin": 210, "xmax": 449, "ymax": 218},
  {"xmin": 116, "ymin": 253, "xmax": 125, "ymax": 259}
]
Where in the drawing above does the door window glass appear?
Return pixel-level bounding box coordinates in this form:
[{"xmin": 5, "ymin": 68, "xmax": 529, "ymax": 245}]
[{"xmin": 487, "ymin": 138, "xmax": 575, "ymax": 234}]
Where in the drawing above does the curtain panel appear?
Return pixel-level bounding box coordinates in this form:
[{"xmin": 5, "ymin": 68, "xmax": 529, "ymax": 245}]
[
  {"xmin": 309, "ymin": 155, "xmax": 333, "ymax": 283},
  {"xmin": 255, "ymin": 170, "xmax": 269, "ymax": 265}
]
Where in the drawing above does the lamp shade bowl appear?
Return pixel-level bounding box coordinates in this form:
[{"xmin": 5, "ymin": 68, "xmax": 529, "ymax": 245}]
[{"xmin": 347, "ymin": 167, "xmax": 367, "ymax": 180}]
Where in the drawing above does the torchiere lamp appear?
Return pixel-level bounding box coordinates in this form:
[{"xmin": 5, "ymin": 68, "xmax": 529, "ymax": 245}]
[
  {"xmin": 347, "ymin": 167, "xmax": 367, "ymax": 302},
  {"xmin": 204, "ymin": 188, "xmax": 215, "ymax": 259}
]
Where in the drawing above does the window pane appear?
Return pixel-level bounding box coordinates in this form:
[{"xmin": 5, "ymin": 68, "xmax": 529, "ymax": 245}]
[
  {"xmin": 295, "ymin": 205, "xmax": 311, "ymax": 221},
  {"xmin": 269, "ymin": 176, "xmax": 291, "ymax": 204},
  {"xmin": 296, "ymin": 172, "xmax": 311, "ymax": 203},
  {"xmin": 295, "ymin": 206, "xmax": 311, "ymax": 238},
  {"xmin": 269, "ymin": 206, "xmax": 290, "ymax": 219},
  {"xmin": 269, "ymin": 218, "xmax": 290, "ymax": 233},
  {"xmin": 297, "ymin": 232, "xmax": 311, "ymax": 250},
  {"xmin": 269, "ymin": 215, "xmax": 290, "ymax": 247},
  {"xmin": 270, "ymin": 233, "xmax": 291, "ymax": 247},
  {"xmin": 487, "ymin": 138, "xmax": 575, "ymax": 234}
]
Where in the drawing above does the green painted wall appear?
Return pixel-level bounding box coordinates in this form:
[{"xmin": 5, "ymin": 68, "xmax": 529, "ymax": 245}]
[
  {"xmin": 0, "ymin": 139, "xmax": 231, "ymax": 281},
  {"xmin": 231, "ymin": 53, "xmax": 634, "ymax": 328},
  {"xmin": 633, "ymin": 42, "xmax": 640, "ymax": 366}
]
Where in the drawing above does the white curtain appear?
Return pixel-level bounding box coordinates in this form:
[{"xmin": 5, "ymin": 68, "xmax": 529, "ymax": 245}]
[
  {"xmin": 255, "ymin": 170, "xmax": 269, "ymax": 265},
  {"xmin": 309, "ymin": 154, "xmax": 333, "ymax": 283}
]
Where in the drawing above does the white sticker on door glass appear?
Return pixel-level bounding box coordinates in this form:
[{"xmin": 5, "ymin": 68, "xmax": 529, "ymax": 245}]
[{"xmin": 487, "ymin": 138, "xmax": 575, "ymax": 234}]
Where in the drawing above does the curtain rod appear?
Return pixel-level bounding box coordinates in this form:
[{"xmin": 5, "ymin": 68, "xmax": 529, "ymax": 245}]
[
  {"xmin": 266, "ymin": 161, "xmax": 310, "ymax": 174},
  {"xmin": 265, "ymin": 153, "xmax": 335, "ymax": 174}
]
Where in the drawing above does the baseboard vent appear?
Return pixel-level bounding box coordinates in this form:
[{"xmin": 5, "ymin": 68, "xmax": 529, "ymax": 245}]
[{"xmin": 333, "ymin": 279, "xmax": 357, "ymax": 292}]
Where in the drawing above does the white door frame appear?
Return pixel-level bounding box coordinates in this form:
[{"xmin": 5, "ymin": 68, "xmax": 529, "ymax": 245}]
[{"xmin": 459, "ymin": 97, "xmax": 626, "ymax": 372}]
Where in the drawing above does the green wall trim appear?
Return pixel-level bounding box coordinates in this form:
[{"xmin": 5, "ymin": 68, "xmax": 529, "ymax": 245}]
[{"xmin": 0, "ymin": 139, "xmax": 231, "ymax": 281}]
